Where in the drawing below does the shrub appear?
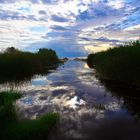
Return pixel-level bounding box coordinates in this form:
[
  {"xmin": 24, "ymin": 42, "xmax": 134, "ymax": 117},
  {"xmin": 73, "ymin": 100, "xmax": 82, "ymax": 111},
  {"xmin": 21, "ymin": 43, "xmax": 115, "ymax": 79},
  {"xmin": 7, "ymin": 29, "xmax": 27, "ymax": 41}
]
[{"xmin": 87, "ymin": 40, "xmax": 140, "ymax": 87}]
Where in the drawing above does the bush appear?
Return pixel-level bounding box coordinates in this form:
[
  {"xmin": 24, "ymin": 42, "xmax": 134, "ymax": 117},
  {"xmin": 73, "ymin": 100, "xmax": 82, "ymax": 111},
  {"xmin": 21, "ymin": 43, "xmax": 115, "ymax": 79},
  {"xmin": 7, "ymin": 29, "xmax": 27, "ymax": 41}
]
[
  {"xmin": 0, "ymin": 47, "xmax": 60, "ymax": 83},
  {"xmin": 87, "ymin": 40, "xmax": 140, "ymax": 88}
]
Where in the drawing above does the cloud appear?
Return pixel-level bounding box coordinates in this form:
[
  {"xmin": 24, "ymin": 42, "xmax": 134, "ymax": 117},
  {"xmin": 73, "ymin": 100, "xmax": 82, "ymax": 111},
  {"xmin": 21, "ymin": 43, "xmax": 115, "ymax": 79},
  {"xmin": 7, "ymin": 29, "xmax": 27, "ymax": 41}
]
[
  {"xmin": 94, "ymin": 37, "xmax": 120, "ymax": 43},
  {"xmin": 85, "ymin": 45, "xmax": 111, "ymax": 53},
  {"xmin": 50, "ymin": 25, "xmax": 68, "ymax": 31},
  {"xmin": 124, "ymin": 24, "xmax": 140, "ymax": 35},
  {"xmin": 26, "ymin": 39, "xmax": 86, "ymax": 57},
  {"xmin": 38, "ymin": 10, "xmax": 47, "ymax": 15},
  {"xmin": 46, "ymin": 29, "xmax": 76, "ymax": 38},
  {"xmin": 0, "ymin": 0, "xmax": 16, "ymax": 3},
  {"xmin": 40, "ymin": 0, "xmax": 58, "ymax": 4},
  {"xmin": 0, "ymin": 0, "xmax": 140, "ymax": 56},
  {"xmin": 51, "ymin": 14, "xmax": 69, "ymax": 22}
]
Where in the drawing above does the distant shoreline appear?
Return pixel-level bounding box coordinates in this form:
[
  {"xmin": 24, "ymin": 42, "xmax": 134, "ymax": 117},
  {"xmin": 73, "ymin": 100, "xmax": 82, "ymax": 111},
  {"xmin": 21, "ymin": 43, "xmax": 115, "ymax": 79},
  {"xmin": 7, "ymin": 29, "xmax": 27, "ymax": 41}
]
[{"xmin": 60, "ymin": 57, "xmax": 87, "ymax": 62}]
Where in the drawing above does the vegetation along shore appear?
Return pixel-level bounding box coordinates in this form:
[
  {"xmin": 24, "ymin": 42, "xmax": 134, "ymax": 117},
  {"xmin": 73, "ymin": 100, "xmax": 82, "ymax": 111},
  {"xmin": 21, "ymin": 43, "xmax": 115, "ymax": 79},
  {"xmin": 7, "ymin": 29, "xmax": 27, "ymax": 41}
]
[
  {"xmin": 87, "ymin": 40, "xmax": 140, "ymax": 89},
  {"xmin": 0, "ymin": 47, "xmax": 60, "ymax": 83},
  {"xmin": 0, "ymin": 91, "xmax": 59, "ymax": 140}
]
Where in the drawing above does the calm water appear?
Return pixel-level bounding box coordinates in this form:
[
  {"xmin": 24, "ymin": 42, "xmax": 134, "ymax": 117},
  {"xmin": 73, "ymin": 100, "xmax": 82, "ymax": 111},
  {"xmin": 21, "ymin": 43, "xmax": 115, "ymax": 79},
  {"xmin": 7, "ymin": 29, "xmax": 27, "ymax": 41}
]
[{"xmin": 2, "ymin": 60, "xmax": 140, "ymax": 139}]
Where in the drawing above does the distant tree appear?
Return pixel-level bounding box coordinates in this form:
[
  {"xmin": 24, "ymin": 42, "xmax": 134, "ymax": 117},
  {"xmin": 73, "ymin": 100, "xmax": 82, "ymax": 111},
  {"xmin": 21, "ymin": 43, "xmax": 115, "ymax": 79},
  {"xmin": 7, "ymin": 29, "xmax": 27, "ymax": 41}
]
[
  {"xmin": 37, "ymin": 48, "xmax": 59, "ymax": 66},
  {"xmin": 5, "ymin": 47, "xmax": 20, "ymax": 54},
  {"xmin": 38, "ymin": 48, "xmax": 49, "ymax": 55},
  {"xmin": 38, "ymin": 48, "xmax": 56, "ymax": 55}
]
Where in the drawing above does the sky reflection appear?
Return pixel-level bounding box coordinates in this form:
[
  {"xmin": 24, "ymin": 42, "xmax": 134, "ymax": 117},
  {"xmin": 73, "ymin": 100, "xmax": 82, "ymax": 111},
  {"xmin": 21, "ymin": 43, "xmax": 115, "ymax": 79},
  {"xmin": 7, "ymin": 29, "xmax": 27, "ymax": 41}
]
[{"xmin": 13, "ymin": 60, "xmax": 132, "ymax": 139}]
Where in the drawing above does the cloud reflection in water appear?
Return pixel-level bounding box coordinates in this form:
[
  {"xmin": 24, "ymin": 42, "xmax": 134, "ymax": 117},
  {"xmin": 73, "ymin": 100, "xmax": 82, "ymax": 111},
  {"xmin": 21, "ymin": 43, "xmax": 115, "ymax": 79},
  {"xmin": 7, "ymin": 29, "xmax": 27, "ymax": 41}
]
[{"xmin": 14, "ymin": 60, "xmax": 130, "ymax": 139}]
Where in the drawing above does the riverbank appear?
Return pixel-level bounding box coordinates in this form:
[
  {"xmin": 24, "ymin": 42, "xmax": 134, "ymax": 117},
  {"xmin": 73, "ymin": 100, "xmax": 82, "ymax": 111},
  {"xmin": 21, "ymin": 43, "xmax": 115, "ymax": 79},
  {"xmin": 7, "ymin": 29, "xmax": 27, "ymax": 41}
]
[
  {"xmin": 0, "ymin": 47, "xmax": 60, "ymax": 83},
  {"xmin": 1, "ymin": 60, "xmax": 140, "ymax": 140},
  {"xmin": 0, "ymin": 91, "xmax": 59, "ymax": 140},
  {"xmin": 87, "ymin": 40, "xmax": 140, "ymax": 89}
]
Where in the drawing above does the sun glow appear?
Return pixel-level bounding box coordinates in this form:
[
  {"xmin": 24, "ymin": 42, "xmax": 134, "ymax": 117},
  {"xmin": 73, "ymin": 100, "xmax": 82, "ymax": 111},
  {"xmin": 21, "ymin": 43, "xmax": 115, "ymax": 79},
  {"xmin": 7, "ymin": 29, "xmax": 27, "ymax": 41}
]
[{"xmin": 84, "ymin": 45, "xmax": 111, "ymax": 53}]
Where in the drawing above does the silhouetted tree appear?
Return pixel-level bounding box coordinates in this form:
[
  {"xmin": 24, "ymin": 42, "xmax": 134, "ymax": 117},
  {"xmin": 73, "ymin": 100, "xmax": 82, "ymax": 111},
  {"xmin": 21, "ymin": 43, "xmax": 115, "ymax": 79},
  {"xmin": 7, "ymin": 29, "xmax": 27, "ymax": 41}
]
[{"xmin": 5, "ymin": 47, "xmax": 20, "ymax": 54}]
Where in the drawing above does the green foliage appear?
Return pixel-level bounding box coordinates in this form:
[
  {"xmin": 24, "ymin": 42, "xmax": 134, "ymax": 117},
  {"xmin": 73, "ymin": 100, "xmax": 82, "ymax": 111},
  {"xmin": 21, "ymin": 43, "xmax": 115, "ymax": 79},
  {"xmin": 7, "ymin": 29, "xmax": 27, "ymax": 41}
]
[
  {"xmin": 0, "ymin": 91, "xmax": 59, "ymax": 140},
  {"xmin": 2, "ymin": 113, "xmax": 59, "ymax": 140},
  {"xmin": 87, "ymin": 40, "xmax": 140, "ymax": 87},
  {"xmin": 37, "ymin": 48, "xmax": 59, "ymax": 67},
  {"xmin": 0, "ymin": 91, "xmax": 21, "ymax": 106},
  {"xmin": 0, "ymin": 47, "xmax": 60, "ymax": 83},
  {"xmin": 0, "ymin": 91, "xmax": 21, "ymax": 123}
]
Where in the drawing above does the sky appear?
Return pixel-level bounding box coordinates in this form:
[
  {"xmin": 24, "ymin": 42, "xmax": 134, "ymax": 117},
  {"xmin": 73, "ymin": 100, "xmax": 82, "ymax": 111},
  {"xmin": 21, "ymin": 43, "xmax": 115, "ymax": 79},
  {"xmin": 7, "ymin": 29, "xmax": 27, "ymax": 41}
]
[{"xmin": 0, "ymin": 0, "xmax": 140, "ymax": 57}]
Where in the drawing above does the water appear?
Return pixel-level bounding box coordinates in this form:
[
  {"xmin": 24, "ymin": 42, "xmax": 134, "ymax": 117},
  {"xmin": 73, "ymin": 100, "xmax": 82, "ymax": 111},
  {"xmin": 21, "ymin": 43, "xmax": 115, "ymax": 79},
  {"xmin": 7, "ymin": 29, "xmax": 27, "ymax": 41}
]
[{"xmin": 1, "ymin": 60, "xmax": 140, "ymax": 139}]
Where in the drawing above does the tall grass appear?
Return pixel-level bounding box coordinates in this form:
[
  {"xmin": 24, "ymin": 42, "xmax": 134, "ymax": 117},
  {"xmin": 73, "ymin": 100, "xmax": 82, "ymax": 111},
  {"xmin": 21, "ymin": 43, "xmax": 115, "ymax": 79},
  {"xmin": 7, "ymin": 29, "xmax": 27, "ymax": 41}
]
[
  {"xmin": 87, "ymin": 40, "xmax": 140, "ymax": 88},
  {"xmin": 0, "ymin": 91, "xmax": 59, "ymax": 140},
  {"xmin": 2, "ymin": 113, "xmax": 59, "ymax": 140},
  {"xmin": 0, "ymin": 91, "xmax": 21, "ymax": 124}
]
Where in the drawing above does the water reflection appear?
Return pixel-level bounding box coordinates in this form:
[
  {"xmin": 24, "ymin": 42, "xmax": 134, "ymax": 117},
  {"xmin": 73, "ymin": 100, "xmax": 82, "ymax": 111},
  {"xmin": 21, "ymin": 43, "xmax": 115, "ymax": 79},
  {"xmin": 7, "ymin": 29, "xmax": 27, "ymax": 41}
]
[
  {"xmin": 1, "ymin": 60, "xmax": 140, "ymax": 139},
  {"xmin": 0, "ymin": 63, "xmax": 58, "ymax": 91},
  {"xmin": 100, "ymin": 80, "xmax": 140, "ymax": 121}
]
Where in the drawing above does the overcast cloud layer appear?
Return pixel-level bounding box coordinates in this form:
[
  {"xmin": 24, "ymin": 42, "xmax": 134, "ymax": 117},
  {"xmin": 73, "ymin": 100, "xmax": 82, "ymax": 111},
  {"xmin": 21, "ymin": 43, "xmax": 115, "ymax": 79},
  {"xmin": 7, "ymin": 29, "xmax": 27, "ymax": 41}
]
[{"xmin": 0, "ymin": 0, "xmax": 140, "ymax": 57}]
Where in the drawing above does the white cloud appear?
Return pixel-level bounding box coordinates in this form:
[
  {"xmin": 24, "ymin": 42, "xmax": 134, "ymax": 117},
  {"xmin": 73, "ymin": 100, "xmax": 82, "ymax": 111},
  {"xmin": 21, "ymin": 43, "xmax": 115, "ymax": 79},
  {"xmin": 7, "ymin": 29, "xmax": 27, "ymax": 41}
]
[
  {"xmin": 124, "ymin": 24, "xmax": 140, "ymax": 32},
  {"xmin": 107, "ymin": 0, "xmax": 125, "ymax": 9},
  {"xmin": 0, "ymin": 0, "xmax": 140, "ymax": 56},
  {"xmin": 0, "ymin": 20, "xmax": 48, "ymax": 49},
  {"xmin": 85, "ymin": 45, "xmax": 111, "ymax": 53}
]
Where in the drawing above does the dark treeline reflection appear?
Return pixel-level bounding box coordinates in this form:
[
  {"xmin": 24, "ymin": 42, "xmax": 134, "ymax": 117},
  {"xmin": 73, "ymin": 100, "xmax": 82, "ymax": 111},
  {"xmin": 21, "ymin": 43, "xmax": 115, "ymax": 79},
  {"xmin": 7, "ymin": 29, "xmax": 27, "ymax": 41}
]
[
  {"xmin": 0, "ymin": 47, "xmax": 60, "ymax": 84},
  {"xmin": 99, "ymin": 79, "xmax": 140, "ymax": 121}
]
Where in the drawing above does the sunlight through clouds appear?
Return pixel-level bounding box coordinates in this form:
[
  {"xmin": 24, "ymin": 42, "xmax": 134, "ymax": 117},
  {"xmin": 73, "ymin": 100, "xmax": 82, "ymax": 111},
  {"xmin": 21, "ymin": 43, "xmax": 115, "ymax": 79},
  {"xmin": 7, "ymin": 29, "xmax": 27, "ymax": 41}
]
[{"xmin": 0, "ymin": 0, "xmax": 140, "ymax": 56}]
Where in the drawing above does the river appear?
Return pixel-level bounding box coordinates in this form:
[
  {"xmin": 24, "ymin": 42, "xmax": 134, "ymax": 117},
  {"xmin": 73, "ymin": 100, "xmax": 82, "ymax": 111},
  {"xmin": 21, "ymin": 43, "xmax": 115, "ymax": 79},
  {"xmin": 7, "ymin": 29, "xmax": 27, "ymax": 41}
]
[{"xmin": 2, "ymin": 60, "xmax": 140, "ymax": 139}]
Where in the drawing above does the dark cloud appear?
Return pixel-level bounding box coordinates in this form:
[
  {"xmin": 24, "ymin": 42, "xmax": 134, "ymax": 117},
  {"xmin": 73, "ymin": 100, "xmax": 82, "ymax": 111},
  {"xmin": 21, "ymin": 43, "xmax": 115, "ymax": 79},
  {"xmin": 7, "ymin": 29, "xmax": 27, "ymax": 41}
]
[
  {"xmin": 76, "ymin": 6, "xmax": 112, "ymax": 21},
  {"xmin": 76, "ymin": 10, "xmax": 93, "ymax": 21},
  {"xmin": 0, "ymin": 9, "xmax": 48, "ymax": 21},
  {"xmin": 40, "ymin": 0, "xmax": 57, "ymax": 4},
  {"xmin": 63, "ymin": 0, "xmax": 73, "ymax": 3},
  {"xmin": 51, "ymin": 25, "xmax": 68, "ymax": 31},
  {"xmin": 38, "ymin": 10, "xmax": 47, "ymax": 15},
  {"xmin": 29, "ymin": 0, "xmax": 39, "ymax": 4},
  {"xmin": 77, "ymin": 1, "xmax": 87, "ymax": 7},
  {"xmin": 104, "ymin": 23, "xmax": 122, "ymax": 31},
  {"xmin": 51, "ymin": 14, "xmax": 69, "ymax": 22},
  {"xmin": 0, "ymin": 9, "xmax": 21, "ymax": 20},
  {"xmin": 78, "ymin": 36, "xmax": 120, "ymax": 45},
  {"xmin": 95, "ymin": 37, "xmax": 120, "ymax": 43},
  {"xmin": 103, "ymin": 7, "xmax": 140, "ymax": 32},
  {"xmin": 0, "ymin": 0, "xmax": 16, "ymax": 3},
  {"xmin": 93, "ymin": 9, "xmax": 107, "ymax": 17},
  {"xmin": 0, "ymin": 0, "xmax": 58, "ymax": 4},
  {"xmin": 47, "ymin": 30, "xmax": 74, "ymax": 38},
  {"xmin": 0, "ymin": 0, "xmax": 4, "ymax": 3},
  {"xmin": 79, "ymin": 37, "xmax": 93, "ymax": 42}
]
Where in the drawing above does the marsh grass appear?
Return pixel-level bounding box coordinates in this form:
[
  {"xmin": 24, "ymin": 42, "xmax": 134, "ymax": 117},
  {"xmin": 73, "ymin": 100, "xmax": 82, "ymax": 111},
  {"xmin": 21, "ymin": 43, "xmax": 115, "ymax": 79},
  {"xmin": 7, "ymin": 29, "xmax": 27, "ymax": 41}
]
[
  {"xmin": 0, "ymin": 91, "xmax": 22, "ymax": 106},
  {"xmin": 0, "ymin": 91, "xmax": 59, "ymax": 140},
  {"xmin": 87, "ymin": 40, "xmax": 140, "ymax": 88},
  {"xmin": 2, "ymin": 113, "xmax": 59, "ymax": 140},
  {"xmin": 0, "ymin": 91, "xmax": 21, "ymax": 123}
]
